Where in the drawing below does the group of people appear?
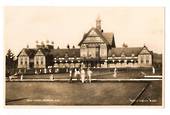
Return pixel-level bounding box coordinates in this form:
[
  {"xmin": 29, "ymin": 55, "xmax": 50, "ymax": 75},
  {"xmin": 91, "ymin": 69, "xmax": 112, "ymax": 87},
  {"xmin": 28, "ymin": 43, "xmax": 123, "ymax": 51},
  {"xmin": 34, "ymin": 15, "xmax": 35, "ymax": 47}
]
[{"xmin": 69, "ymin": 68, "xmax": 93, "ymax": 83}]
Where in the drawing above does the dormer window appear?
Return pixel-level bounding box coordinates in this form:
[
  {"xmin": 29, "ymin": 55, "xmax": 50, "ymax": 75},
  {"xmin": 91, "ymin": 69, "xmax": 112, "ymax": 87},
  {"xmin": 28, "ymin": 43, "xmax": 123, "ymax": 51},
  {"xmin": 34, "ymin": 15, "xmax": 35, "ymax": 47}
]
[
  {"xmin": 121, "ymin": 52, "xmax": 125, "ymax": 57},
  {"xmin": 54, "ymin": 58, "xmax": 57, "ymax": 63},
  {"xmin": 131, "ymin": 53, "xmax": 135, "ymax": 57},
  {"xmin": 81, "ymin": 44, "xmax": 86, "ymax": 48},
  {"xmin": 65, "ymin": 53, "xmax": 68, "ymax": 58},
  {"xmin": 112, "ymin": 54, "xmax": 115, "ymax": 57}
]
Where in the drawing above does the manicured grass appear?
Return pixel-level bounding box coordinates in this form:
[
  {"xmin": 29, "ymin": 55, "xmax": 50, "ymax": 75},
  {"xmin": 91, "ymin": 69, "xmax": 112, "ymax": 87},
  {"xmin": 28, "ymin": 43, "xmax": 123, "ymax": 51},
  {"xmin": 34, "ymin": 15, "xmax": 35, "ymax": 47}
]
[{"xmin": 6, "ymin": 80, "xmax": 162, "ymax": 105}]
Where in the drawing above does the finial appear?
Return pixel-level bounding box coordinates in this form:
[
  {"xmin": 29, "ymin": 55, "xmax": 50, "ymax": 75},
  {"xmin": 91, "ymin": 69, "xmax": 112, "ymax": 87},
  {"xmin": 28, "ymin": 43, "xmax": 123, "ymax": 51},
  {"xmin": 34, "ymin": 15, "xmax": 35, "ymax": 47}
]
[
  {"xmin": 26, "ymin": 44, "xmax": 29, "ymax": 49},
  {"xmin": 46, "ymin": 40, "xmax": 49, "ymax": 44},
  {"xmin": 36, "ymin": 40, "xmax": 39, "ymax": 44},
  {"xmin": 96, "ymin": 14, "xmax": 101, "ymax": 21}
]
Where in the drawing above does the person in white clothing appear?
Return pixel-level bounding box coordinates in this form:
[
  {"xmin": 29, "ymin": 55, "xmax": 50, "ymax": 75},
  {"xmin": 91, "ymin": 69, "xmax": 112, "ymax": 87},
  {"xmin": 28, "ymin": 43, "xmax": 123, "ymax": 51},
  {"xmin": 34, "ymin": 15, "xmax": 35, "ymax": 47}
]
[
  {"xmin": 81, "ymin": 69, "xmax": 85, "ymax": 83},
  {"xmin": 76, "ymin": 69, "xmax": 80, "ymax": 81},
  {"xmin": 74, "ymin": 69, "xmax": 77, "ymax": 78},
  {"xmin": 69, "ymin": 69, "xmax": 73, "ymax": 83},
  {"xmin": 113, "ymin": 68, "xmax": 117, "ymax": 78},
  {"xmin": 152, "ymin": 66, "xmax": 155, "ymax": 74},
  {"xmin": 50, "ymin": 74, "xmax": 54, "ymax": 81},
  {"xmin": 87, "ymin": 68, "xmax": 92, "ymax": 83},
  {"xmin": 20, "ymin": 74, "xmax": 23, "ymax": 81}
]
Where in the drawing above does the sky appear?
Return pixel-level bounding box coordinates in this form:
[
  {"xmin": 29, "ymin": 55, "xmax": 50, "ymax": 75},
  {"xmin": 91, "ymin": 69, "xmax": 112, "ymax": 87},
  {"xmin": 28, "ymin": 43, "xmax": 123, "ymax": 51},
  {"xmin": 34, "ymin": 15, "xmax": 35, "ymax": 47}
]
[{"xmin": 4, "ymin": 7, "xmax": 164, "ymax": 55}]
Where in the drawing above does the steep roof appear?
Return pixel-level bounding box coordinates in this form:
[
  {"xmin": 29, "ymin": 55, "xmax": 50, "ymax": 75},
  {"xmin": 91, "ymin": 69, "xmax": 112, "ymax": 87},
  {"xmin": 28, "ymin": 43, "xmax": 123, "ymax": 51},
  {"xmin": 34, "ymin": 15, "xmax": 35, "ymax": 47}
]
[
  {"xmin": 78, "ymin": 27, "xmax": 115, "ymax": 47},
  {"xmin": 102, "ymin": 32, "xmax": 115, "ymax": 47},
  {"xmin": 108, "ymin": 47, "xmax": 143, "ymax": 57},
  {"xmin": 50, "ymin": 48, "xmax": 80, "ymax": 57},
  {"xmin": 35, "ymin": 48, "xmax": 51, "ymax": 56},
  {"xmin": 17, "ymin": 48, "xmax": 37, "ymax": 58}
]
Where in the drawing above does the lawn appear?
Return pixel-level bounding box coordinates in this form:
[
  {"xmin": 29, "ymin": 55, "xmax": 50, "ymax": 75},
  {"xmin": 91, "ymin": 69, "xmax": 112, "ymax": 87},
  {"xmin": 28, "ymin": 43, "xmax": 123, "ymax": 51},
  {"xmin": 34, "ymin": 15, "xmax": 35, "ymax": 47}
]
[{"xmin": 6, "ymin": 80, "xmax": 162, "ymax": 105}]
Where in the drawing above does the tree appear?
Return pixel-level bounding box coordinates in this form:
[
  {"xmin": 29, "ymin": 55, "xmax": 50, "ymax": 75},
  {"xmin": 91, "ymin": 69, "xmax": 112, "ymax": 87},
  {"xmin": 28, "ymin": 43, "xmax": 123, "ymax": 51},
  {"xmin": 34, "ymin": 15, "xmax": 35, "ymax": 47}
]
[
  {"xmin": 6, "ymin": 49, "xmax": 16, "ymax": 76},
  {"xmin": 6, "ymin": 49, "xmax": 15, "ymax": 66}
]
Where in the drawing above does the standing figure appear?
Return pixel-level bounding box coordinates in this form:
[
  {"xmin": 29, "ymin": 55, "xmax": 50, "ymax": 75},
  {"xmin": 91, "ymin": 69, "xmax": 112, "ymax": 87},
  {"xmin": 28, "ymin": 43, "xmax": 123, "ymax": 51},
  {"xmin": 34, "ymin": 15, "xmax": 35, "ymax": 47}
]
[
  {"xmin": 50, "ymin": 74, "xmax": 54, "ymax": 81},
  {"xmin": 81, "ymin": 69, "xmax": 85, "ymax": 83},
  {"xmin": 20, "ymin": 74, "xmax": 23, "ymax": 81},
  {"xmin": 113, "ymin": 68, "xmax": 117, "ymax": 78},
  {"xmin": 152, "ymin": 66, "xmax": 155, "ymax": 74},
  {"xmin": 76, "ymin": 69, "xmax": 80, "ymax": 81},
  {"xmin": 74, "ymin": 68, "xmax": 77, "ymax": 78},
  {"xmin": 9, "ymin": 75, "xmax": 13, "ymax": 81},
  {"xmin": 69, "ymin": 69, "xmax": 73, "ymax": 83},
  {"xmin": 87, "ymin": 68, "xmax": 92, "ymax": 83}
]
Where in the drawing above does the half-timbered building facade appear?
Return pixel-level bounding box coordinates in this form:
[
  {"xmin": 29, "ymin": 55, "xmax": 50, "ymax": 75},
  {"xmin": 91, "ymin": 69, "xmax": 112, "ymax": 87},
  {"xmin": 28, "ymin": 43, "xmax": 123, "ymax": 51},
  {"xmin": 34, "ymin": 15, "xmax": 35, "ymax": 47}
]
[{"xmin": 17, "ymin": 17, "xmax": 153, "ymax": 74}]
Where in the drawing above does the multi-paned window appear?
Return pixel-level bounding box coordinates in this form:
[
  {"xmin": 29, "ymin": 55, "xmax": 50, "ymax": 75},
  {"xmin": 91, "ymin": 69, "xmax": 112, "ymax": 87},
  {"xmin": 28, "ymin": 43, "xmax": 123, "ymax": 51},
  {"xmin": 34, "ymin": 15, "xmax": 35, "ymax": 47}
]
[
  {"xmin": 41, "ymin": 57, "xmax": 44, "ymax": 65},
  {"xmin": 140, "ymin": 56, "xmax": 144, "ymax": 64},
  {"xmin": 20, "ymin": 58, "xmax": 23, "ymax": 65},
  {"xmin": 146, "ymin": 55, "xmax": 150, "ymax": 64}
]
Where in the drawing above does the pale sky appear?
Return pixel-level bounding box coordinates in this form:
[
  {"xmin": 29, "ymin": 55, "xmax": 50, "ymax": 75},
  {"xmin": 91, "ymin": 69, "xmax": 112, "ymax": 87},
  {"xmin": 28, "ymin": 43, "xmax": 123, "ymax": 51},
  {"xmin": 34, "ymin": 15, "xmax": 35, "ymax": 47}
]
[{"xmin": 4, "ymin": 7, "xmax": 164, "ymax": 55}]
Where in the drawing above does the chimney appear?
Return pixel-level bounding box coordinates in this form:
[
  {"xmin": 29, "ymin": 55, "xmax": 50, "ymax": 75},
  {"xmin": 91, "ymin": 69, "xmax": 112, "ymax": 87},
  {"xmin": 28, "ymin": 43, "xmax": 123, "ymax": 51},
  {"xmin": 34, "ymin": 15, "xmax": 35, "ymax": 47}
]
[
  {"xmin": 96, "ymin": 16, "xmax": 101, "ymax": 31},
  {"xmin": 26, "ymin": 44, "xmax": 29, "ymax": 49}
]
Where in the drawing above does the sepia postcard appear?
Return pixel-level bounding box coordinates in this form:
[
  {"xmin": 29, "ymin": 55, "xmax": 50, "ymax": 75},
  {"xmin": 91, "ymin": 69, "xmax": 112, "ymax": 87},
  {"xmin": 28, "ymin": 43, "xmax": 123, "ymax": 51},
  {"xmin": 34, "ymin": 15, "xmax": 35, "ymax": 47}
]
[{"xmin": 4, "ymin": 7, "xmax": 164, "ymax": 106}]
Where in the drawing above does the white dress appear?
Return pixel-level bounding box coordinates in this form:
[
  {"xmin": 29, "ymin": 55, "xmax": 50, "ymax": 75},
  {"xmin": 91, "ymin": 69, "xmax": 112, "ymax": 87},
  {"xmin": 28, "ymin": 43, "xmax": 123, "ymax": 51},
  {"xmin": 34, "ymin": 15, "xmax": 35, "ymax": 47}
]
[
  {"xmin": 81, "ymin": 70, "xmax": 85, "ymax": 83},
  {"xmin": 87, "ymin": 70, "xmax": 92, "ymax": 82}
]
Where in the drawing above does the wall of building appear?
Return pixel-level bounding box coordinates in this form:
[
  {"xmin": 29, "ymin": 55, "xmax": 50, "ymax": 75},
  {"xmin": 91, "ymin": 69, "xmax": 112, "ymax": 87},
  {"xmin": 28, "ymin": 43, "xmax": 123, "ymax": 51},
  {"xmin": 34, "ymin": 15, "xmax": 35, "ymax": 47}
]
[
  {"xmin": 34, "ymin": 56, "xmax": 46, "ymax": 68},
  {"xmin": 100, "ymin": 44, "xmax": 107, "ymax": 59},
  {"xmin": 138, "ymin": 54, "xmax": 152, "ymax": 67},
  {"xmin": 54, "ymin": 63, "xmax": 80, "ymax": 68},
  {"xmin": 18, "ymin": 56, "xmax": 29, "ymax": 69},
  {"xmin": 80, "ymin": 44, "xmax": 87, "ymax": 57}
]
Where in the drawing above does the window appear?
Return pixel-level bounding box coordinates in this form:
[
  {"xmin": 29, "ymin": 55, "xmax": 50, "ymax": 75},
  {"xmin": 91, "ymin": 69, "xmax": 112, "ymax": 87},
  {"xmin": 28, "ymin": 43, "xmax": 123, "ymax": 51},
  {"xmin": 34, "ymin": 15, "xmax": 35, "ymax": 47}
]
[
  {"xmin": 20, "ymin": 58, "xmax": 23, "ymax": 65},
  {"xmin": 146, "ymin": 55, "xmax": 150, "ymax": 64},
  {"xmin": 140, "ymin": 56, "xmax": 144, "ymax": 64},
  {"xmin": 41, "ymin": 57, "xmax": 44, "ymax": 65},
  {"xmin": 121, "ymin": 52, "xmax": 125, "ymax": 57},
  {"xmin": 112, "ymin": 54, "xmax": 115, "ymax": 57},
  {"xmin": 131, "ymin": 53, "xmax": 135, "ymax": 57},
  {"xmin": 81, "ymin": 44, "xmax": 86, "ymax": 48},
  {"xmin": 36, "ymin": 61, "xmax": 39, "ymax": 65},
  {"xmin": 25, "ymin": 61, "xmax": 27, "ymax": 65},
  {"xmin": 88, "ymin": 47, "xmax": 96, "ymax": 58},
  {"xmin": 65, "ymin": 53, "xmax": 68, "ymax": 58},
  {"xmin": 41, "ymin": 61, "xmax": 43, "ymax": 65},
  {"xmin": 146, "ymin": 59, "xmax": 149, "ymax": 63}
]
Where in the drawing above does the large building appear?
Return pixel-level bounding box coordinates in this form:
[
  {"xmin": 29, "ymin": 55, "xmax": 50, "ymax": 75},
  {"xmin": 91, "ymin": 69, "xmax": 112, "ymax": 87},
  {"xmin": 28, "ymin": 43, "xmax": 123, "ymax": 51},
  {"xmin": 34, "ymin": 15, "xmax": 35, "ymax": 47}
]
[{"xmin": 17, "ymin": 17, "xmax": 153, "ymax": 74}]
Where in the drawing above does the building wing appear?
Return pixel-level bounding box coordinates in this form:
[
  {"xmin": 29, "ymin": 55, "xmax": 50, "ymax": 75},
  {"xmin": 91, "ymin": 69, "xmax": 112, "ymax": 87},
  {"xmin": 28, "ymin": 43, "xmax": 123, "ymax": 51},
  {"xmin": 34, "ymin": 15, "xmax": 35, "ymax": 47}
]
[
  {"xmin": 108, "ymin": 47, "xmax": 143, "ymax": 57},
  {"xmin": 50, "ymin": 48, "xmax": 80, "ymax": 58}
]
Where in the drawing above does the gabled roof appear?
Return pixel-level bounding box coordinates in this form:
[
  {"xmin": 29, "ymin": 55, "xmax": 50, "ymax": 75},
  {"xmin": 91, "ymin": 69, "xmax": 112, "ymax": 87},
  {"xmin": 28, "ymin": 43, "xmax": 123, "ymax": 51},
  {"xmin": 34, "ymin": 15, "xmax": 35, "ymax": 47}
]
[
  {"xmin": 50, "ymin": 48, "xmax": 80, "ymax": 58},
  {"xmin": 35, "ymin": 48, "xmax": 50, "ymax": 56},
  {"xmin": 102, "ymin": 32, "xmax": 115, "ymax": 47},
  {"xmin": 108, "ymin": 46, "xmax": 152, "ymax": 57},
  {"xmin": 138, "ymin": 45, "xmax": 152, "ymax": 55},
  {"xmin": 78, "ymin": 27, "xmax": 115, "ymax": 47},
  {"xmin": 17, "ymin": 48, "xmax": 37, "ymax": 58},
  {"xmin": 108, "ymin": 47, "xmax": 143, "ymax": 57}
]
